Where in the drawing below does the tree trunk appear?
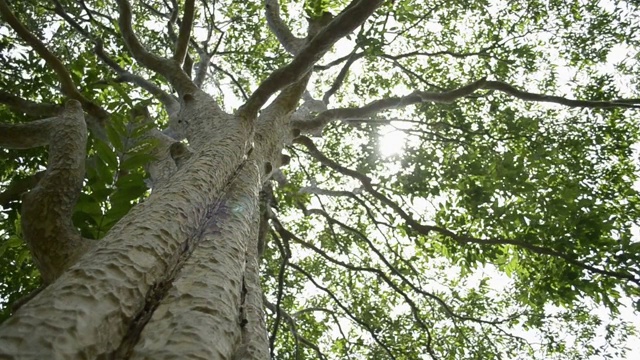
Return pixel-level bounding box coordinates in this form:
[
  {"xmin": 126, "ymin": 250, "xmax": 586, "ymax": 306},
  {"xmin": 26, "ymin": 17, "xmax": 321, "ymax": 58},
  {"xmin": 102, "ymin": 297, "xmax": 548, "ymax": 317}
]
[
  {"xmin": 0, "ymin": 93, "xmax": 273, "ymax": 359},
  {"xmin": 0, "ymin": 0, "xmax": 333, "ymax": 353}
]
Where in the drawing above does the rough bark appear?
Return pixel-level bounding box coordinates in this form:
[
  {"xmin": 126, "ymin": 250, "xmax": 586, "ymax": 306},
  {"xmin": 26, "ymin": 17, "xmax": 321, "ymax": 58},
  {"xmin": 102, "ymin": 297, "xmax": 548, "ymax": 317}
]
[
  {"xmin": 0, "ymin": 100, "xmax": 91, "ymax": 284},
  {"xmin": 0, "ymin": 93, "xmax": 254, "ymax": 359},
  {"xmin": 0, "ymin": 0, "xmax": 380, "ymax": 358},
  {"xmin": 125, "ymin": 163, "xmax": 263, "ymax": 359}
]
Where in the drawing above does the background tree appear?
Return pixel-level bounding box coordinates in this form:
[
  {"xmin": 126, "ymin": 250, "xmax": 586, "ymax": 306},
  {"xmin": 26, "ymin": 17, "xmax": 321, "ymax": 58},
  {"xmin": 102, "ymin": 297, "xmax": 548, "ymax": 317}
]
[{"xmin": 0, "ymin": 0, "xmax": 639, "ymax": 358}]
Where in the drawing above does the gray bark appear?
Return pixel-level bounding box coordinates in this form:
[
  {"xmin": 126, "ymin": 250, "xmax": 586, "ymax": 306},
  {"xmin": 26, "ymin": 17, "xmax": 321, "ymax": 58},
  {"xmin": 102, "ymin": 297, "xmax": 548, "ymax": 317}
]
[
  {"xmin": 128, "ymin": 163, "xmax": 264, "ymax": 359},
  {"xmin": 0, "ymin": 93, "xmax": 259, "ymax": 359},
  {"xmin": 0, "ymin": 100, "xmax": 92, "ymax": 284},
  {"xmin": 0, "ymin": 1, "xmax": 384, "ymax": 357}
]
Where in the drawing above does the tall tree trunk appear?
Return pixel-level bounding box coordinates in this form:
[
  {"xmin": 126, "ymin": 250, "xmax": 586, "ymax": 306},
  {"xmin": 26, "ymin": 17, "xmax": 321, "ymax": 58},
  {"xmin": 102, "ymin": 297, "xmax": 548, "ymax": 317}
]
[
  {"xmin": 122, "ymin": 162, "xmax": 266, "ymax": 359},
  {"xmin": 0, "ymin": 94, "xmax": 270, "ymax": 358}
]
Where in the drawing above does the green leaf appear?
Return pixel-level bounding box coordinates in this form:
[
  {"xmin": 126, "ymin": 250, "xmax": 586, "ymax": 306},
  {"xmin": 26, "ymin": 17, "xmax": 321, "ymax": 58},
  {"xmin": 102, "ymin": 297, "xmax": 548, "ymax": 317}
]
[
  {"xmin": 93, "ymin": 140, "xmax": 119, "ymax": 168},
  {"xmin": 121, "ymin": 153, "xmax": 155, "ymax": 171},
  {"xmin": 105, "ymin": 124, "xmax": 124, "ymax": 153}
]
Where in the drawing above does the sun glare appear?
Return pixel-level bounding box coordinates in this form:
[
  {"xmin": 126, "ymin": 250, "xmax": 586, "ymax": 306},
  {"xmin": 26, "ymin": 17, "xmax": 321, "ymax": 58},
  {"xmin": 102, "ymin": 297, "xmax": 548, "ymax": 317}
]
[{"xmin": 378, "ymin": 126, "xmax": 406, "ymax": 157}]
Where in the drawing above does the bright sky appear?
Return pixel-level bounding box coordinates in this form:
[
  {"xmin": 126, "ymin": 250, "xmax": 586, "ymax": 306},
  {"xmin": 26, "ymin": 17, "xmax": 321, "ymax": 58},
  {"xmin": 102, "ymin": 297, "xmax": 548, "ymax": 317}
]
[{"xmin": 296, "ymin": 7, "xmax": 640, "ymax": 358}]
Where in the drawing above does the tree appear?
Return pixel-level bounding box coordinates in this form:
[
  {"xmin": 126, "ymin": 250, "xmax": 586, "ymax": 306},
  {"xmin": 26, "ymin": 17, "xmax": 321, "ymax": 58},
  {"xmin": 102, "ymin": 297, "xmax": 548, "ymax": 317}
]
[{"xmin": 0, "ymin": 0, "xmax": 639, "ymax": 358}]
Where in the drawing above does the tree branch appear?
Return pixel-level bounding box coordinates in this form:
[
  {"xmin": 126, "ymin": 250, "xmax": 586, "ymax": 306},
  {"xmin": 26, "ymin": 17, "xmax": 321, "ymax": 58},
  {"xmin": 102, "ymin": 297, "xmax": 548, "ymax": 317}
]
[
  {"xmin": 173, "ymin": 0, "xmax": 195, "ymax": 64},
  {"xmin": 96, "ymin": 42, "xmax": 181, "ymax": 116},
  {"xmin": 263, "ymin": 295, "xmax": 329, "ymax": 360},
  {"xmin": 115, "ymin": 0, "xmax": 171, "ymax": 71},
  {"xmin": 115, "ymin": 0, "xmax": 198, "ymax": 95},
  {"xmin": 444, "ymin": 230, "xmax": 640, "ymax": 287},
  {"xmin": 260, "ymin": 71, "xmax": 311, "ymax": 122},
  {"xmin": 322, "ymin": 49, "xmax": 360, "ymax": 104},
  {"xmin": 264, "ymin": 0, "xmax": 305, "ymax": 55},
  {"xmin": 293, "ymin": 78, "xmax": 484, "ymax": 133},
  {"xmin": 289, "ymin": 262, "xmax": 398, "ymax": 360},
  {"xmin": 314, "ymin": 52, "xmax": 364, "ymax": 71},
  {"xmin": 190, "ymin": 34, "xmax": 221, "ymax": 88},
  {"xmin": 0, "ymin": 117, "xmax": 56, "ymax": 149},
  {"xmin": 15, "ymin": 100, "xmax": 92, "ymax": 284},
  {"xmin": 313, "ymin": 48, "xmax": 496, "ymax": 72},
  {"xmin": 294, "ymin": 135, "xmax": 640, "ymax": 287},
  {"xmin": 483, "ymin": 80, "xmax": 640, "ymax": 109},
  {"xmin": 0, "ymin": 91, "xmax": 62, "ymax": 118},
  {"xmin": 210, "ymin": 64, "xmax": 249, "ymax": 100},
  {"xmin": 194, "ymin": 53, "xmax": 211, "ymax": 88},
  {"xmin": 293, "ymin": 77, "xmax": 640, "ymax": 134},
  {"xmin": 51, "ymin": 1, "xmax": 181, "ymax": 116},
  {"xmin": 0, "ymin": 0, "xmax": 108, "ymax": 122},
  {"xmin": 294, "ymin": 205, "xmax": 519, "ymax": 327},
  {"xmin": 239, "ymin": 0, "xmax": 384, "ymax": 118},
  {"xmin": 268, "ymin": 229, "xmax": 289, "ymax": 358}
]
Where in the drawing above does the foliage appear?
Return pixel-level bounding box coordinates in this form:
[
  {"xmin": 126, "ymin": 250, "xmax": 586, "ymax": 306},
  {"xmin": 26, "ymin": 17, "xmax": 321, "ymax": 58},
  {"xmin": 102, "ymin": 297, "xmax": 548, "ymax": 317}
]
[{"xmin": 1, "ymin": 0, "xmax": 640, "ymax": 358}]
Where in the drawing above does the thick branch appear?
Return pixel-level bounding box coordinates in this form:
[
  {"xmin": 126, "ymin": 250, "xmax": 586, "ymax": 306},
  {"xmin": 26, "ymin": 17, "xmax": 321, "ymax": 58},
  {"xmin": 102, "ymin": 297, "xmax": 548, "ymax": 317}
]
[
  {"xmin": 194, "ymin": 53, "xmax": 211, "ymax": 88},
  {"xmin": 18, "ymin": 100, "xmax": 92, "ymax": 284},
  {"xmin": 294, "ymin": 78, "xmax": 485, "ymax": 133},
  {"xmin": 264, "ymin": 0, "xmax": 305, "ymax": 55},
  {"xmin": 0, "ymin": 91, "xmax": 62, "ymax": 118},
  {"xmin": 239, "ymin": 0, "xmax": 384, "ymax": 118},
  {"xmin": 115, "ymin": 0, "xmax": 172, "ymax": 72},
  {"xmin": 0, "ymin": 0, "xmax": 108, "ymax": 121},
  {"xmin": 261, "ymin": 71, "xmax": 311, "ymax": 119},
  {"xmin": 294, "ymin": 77, "xmax": 640, "ymax": 134},
  {"xmin": 115, "ymin": 0, "xmax": 198, "ymax": 95},
  {"xmin": 0, "ymin": 117, "xmax": 56, "ymax": 149},
  {"xmin": 173, "ymin": 0, "xmax": 195, "ymax": 64}
]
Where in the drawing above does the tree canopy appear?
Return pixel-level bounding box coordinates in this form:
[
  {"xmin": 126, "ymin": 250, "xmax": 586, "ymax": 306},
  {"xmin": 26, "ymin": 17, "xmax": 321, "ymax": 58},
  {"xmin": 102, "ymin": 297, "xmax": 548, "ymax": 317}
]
[{"xmin": 1, "ymin": 0, "xmax": 640, "ymax": 359}]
